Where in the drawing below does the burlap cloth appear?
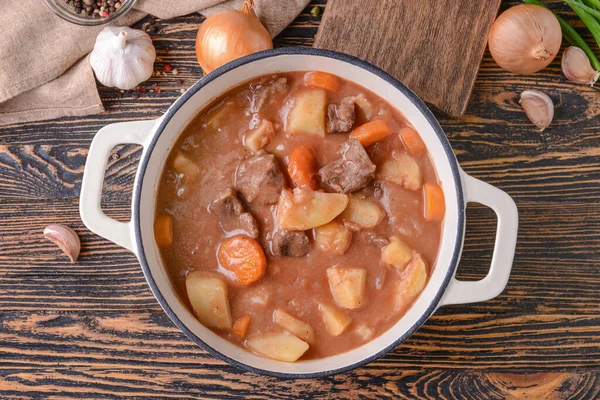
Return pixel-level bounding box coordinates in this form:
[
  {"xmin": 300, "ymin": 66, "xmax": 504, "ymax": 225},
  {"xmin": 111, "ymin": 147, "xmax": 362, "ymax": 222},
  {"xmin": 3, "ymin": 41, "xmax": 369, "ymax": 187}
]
[{"xmin": 0, "ymin": 0, "xmax": 310, "ymax": 126}]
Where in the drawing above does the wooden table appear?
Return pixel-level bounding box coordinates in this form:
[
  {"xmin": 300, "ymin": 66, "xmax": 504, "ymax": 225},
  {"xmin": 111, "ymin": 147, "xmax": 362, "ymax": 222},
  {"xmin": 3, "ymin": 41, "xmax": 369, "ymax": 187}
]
[{"xmin": 1, "ymin": 1, "xmax": 599, "ymax": 398}]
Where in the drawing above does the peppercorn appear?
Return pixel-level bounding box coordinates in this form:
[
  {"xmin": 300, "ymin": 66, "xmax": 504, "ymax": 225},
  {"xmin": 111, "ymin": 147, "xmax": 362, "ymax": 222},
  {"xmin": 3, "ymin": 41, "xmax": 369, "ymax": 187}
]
[{"xmin": 63, "ymin": 0, "xmax": 126, "ymax": 18}]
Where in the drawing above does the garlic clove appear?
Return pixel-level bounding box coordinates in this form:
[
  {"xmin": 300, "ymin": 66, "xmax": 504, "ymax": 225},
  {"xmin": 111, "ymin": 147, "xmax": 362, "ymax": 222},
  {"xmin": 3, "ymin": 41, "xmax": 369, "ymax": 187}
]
[
  {"xmin": 519, "ymin": 90, "xmax": 554, "ymax": 131},
  {"xmin": 43, "ymin": 224, "xmax": 81, "ymax": 263},
  {"xmin": 562, "ymin": 46, "xmax": 600, "ymax": 86}
]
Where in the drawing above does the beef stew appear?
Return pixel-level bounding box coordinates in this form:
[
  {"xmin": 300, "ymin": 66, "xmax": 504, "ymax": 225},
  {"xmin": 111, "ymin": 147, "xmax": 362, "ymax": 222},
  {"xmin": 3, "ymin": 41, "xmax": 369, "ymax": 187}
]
[{"xmin": 155, "ymin": 71, "xmax": 445, "ymax": 362}]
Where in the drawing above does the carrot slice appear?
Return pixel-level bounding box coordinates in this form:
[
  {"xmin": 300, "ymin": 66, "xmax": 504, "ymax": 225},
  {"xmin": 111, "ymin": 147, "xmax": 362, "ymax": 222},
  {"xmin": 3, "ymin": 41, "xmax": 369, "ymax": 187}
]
[
  {"xmin": 399, "ymin": 127, "xmax": 426, "ymax": 156},
  {"xmin": 154, "ymin": 215, "xmax": 173, "ymax": 248},
  {"xmin": 350, "ymin": 120, "xmax": 391, "ymax": 147},
  {"xmin": 303, "ymin": 71, "xmax": 340, "ymax": 92},
  {"xmin": 218, "ymin": 236, "xmax": 267, "ymax": 286},
  {"xmin": 232, "ymin": 315, "xmax": 252, "ymax": 338},
  {"xmin": 423, "ymin": 183, "xmax": 445, "ymax": 221},
  {"xmin": 288, "ymin": 145, "xmax": 319, "ymax": 190}
]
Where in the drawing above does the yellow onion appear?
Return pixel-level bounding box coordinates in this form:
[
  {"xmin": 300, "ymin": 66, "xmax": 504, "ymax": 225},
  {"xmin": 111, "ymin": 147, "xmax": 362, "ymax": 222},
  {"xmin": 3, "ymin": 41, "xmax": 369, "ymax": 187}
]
[
  {"xmin": 488, "ymin": 4, "xmax": 562, "ymax": 74},
  {"xmin": 195, "ymin": 0, "xmax": 273, "ymax": 73}
]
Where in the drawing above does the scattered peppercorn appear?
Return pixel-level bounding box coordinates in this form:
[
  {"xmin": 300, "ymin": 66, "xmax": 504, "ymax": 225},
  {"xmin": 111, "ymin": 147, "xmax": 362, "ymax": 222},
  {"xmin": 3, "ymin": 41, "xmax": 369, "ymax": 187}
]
[
  {"xmin": 310, "ymin": 6, "xmax": 321, "ymax": 17},
  {"xmin": 164, "ymin": 64, "xmax": 173, "ymax": 73},
  {"xmin": 63, "ymin": 0, "xmax": 126, "ymax": 18}
]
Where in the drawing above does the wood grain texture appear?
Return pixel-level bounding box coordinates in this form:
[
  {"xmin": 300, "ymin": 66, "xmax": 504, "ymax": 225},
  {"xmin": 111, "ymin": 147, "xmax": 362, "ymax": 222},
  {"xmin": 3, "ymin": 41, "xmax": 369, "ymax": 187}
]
[
  {"xmin": 0, "ymin": 0, "xmax": 599, "ymax": 398},
  {"xmin": 314, "ymin": 0, "xmax": 501, "ymax": 116},
  {"xmin": 0, "ymin": 200, "xmax": 598, "ymax": 316}
]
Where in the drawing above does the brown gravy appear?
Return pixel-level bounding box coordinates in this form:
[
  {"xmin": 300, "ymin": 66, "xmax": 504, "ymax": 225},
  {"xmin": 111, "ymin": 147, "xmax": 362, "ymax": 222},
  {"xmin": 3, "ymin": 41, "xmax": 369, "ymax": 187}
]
[{"xmin": 155, "ymin": 71, "xmax": 443, "ymax": 361}]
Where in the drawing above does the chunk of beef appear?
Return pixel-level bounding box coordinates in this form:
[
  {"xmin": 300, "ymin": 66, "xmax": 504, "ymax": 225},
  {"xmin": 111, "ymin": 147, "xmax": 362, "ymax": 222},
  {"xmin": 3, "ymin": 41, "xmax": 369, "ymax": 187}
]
[
  {"xmin": 235, "ymin": 151, "xmax": 285, "ymax": 205},
  {"xmin": 270, "ymin": 230, "xmax": 310, "ymax": 257},
  {"xmin": 318, "ymin": 139, "xmax": 376, "ymax": 194},
  {"xmin": 327, "ymin": 97, "xmax": 355, "ymax": 133},
  {"xmin": 249, "ymin": 76, "xmax": 289, "ymax": 113},
  {"xmin": 208, "ymin": 188, "xmax": 259, "ymax": 238}
]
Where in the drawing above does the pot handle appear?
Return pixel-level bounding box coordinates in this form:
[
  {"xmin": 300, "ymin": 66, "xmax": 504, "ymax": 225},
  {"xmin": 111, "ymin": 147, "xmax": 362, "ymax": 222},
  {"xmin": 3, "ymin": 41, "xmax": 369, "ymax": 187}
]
[
  {"xmin": 439, "ymin": 170, "xmax": 519, "ymax": 307},
  {"xmin": 79, "ymin": 119, "xmax": 157, "ymax": 253}
]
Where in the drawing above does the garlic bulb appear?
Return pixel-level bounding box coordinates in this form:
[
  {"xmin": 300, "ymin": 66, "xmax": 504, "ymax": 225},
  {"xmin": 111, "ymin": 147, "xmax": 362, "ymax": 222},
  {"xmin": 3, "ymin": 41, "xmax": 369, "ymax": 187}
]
[{"xmin": 90, "ymin": 27, "xmax": 156, "ymax": 90}]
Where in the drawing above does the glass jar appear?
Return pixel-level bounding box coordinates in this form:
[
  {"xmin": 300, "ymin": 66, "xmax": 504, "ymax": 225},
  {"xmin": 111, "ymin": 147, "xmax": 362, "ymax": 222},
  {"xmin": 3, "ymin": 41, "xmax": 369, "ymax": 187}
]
[{"xmin": 43, "ymin": 0, "xmax": 137, "ymax": 27}]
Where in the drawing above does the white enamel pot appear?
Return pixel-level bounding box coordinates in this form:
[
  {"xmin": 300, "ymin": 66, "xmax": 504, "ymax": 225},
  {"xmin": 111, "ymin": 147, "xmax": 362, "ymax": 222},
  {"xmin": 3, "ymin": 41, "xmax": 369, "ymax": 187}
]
[{"xmin": 80, "ymin": 48, "xmax": 519, "ymax": 378}]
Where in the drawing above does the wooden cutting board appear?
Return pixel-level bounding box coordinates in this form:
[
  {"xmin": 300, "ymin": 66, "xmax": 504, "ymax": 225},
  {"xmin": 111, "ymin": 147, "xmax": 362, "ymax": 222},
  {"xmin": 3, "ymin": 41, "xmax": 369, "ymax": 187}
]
[{"xmin": 314, "ymin": 0, "xmax": 501, "ymax": 117}]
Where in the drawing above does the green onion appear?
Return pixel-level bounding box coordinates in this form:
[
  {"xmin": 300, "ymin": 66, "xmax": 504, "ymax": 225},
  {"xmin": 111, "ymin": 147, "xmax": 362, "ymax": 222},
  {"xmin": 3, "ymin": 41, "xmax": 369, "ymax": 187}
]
[
  {"xmin": 564, "ymin": 0, "xmax": 600, "ymax": 20},
  {"xmin": 582, "ymin": 0, "xmax": 600, "ymax": 12},
  {"xmin": 523, "ymin": 0, "xmax": 600, "ymax": 71},
  {"xmin": 564, "ymin": 0, "xmax": 600, "ymax": 47}
]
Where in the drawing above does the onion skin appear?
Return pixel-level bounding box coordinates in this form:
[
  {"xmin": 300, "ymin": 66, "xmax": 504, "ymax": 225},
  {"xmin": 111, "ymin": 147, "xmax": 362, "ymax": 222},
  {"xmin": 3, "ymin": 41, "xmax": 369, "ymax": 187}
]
[
  {"xmin": 488, "ymin": 4, "xmax": 562, "ymax": 75},
  {"xmin": 195, "ymin": 3, "xmax": 273, "ymax": 73}
]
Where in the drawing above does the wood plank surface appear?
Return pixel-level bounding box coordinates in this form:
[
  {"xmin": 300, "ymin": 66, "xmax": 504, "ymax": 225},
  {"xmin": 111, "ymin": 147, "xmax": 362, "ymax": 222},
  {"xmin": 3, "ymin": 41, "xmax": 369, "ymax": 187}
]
[
  {"xmin": 0, "ymin": 0, "xmax": 599, "ymax": 398},
  {"xmin": 314, "ymin": 0, "xmax": 501, "ymax": 116}
]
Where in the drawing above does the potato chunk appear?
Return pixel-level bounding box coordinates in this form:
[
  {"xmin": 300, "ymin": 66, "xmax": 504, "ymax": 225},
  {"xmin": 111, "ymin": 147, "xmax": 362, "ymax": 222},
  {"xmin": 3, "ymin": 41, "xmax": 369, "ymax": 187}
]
[
  {"xmin": 287, "ymin": 89, "xmax": 327, "ymax": 137},
  {"xmin": 319, "ymin": 304, "xmax": 352, "ymax": 336},
  {"xmin": 277, "ymin": 188, "xmax": 349, "ymax": 230},
  {"xmin": 186, "ymin": 271, "xmax": 232, "ymax": 330},
  {"xmin": 273, "ymin": 309, "xmax": 315, "ymax": 343},
  {"xmin": 246, "ymin": 332, "xmax": 309, "ymax": 362},
  {"xmin": 326, "ymin": 267, "xmax": 367, "ymax": 309},
  {"xmin": 204, "ymin": 99, "xmax": 234, "ymax": 132},
  {"xmin": 314, "ymin": 220, "xmax": 352, "ymax": 255},
  {"xmin": 341, "ymin": 196, "xmax": 384, "ymax": 231},
  {"xmin": 172, "ymin": 150, "xmax": 200, "ymax": 182},
  {"xmin": 353, "ymin": 93, "xmax": 373, "ymax": 120},
  {"xmin": 381, "ymin": 236, "xmax": 413, "ymax": 270},
  {"xmin": 394, "ymin": 254, "xmax": 428, "ymax": 313},
  {"xmin": 378, "ymin": 153, "xmax": 422, "ymax": 191},
  {"xmin": 244, "ymin": 119, "xmax": 275, "ymax": 152},
  {"xmin": 354, "ymin": 323, "xmax": 374, "ymax": 341}
]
